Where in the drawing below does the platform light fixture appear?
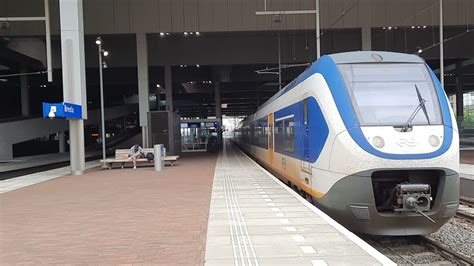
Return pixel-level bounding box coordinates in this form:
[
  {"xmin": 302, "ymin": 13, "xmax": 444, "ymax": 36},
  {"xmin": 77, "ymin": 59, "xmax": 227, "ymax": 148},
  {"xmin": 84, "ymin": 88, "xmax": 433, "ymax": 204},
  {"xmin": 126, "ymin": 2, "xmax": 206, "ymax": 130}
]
[
  {"xmin": 411, "ymin": 26, "xmax": 416, "ymax": 29},
  {"xmin": 196, "ymin": 31, "xmax": 200, "ymax": 35},
  {"xmin": 166, "ymin": 32, "xmax": 170, "ymax": 35},
  {"xmin": 156, "ymin": 84, "xmax": 161, "ymax": 88},
  {"xmin": 96, "ymin": 36, "xmax": 107, "ymax": 166},
  {"xmin": 159, "ymin": 32, "xmax": 165, "ymax": 36},
  {"xmin": 196, "ymin": 64, "xmax": 200, "ymax": 68},
  {"xmin": 184, "ymin": 32, "xmax": 188, "ymax": 36}
]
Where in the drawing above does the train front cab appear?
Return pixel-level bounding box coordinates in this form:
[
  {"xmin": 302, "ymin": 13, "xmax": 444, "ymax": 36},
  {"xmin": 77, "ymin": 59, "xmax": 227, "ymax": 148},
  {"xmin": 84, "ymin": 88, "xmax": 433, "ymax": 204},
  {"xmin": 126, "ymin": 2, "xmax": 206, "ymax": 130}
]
[{"xmin": 314, "ymin": 53, "xmax": 460, "ymax": 235}]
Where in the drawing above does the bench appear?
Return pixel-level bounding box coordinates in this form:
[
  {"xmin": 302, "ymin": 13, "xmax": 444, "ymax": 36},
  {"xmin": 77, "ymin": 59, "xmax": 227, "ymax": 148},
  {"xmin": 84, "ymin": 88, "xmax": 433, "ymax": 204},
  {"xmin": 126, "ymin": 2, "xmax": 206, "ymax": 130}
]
[{"xmin": 100, "ymin": 148, "xmax": 179, "ymax": 169}]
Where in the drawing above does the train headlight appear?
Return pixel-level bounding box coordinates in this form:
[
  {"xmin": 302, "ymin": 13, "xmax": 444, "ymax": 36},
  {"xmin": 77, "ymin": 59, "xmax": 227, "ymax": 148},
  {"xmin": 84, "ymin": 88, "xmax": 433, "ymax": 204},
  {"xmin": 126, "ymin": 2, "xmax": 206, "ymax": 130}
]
[
  {"xmin": 372, "ymin": 136, "xmax": 385, "ymax": 149},
  {"xmin": 429, "ymin": 135, "xmax": 440, "ymax": 147}
]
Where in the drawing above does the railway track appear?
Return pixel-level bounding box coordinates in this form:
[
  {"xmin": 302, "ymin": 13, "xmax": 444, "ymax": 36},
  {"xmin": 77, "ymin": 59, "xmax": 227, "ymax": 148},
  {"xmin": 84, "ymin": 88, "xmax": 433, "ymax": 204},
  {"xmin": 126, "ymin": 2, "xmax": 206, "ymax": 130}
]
[
  {"xmin": 362, "ymin": 235, "xmax": 474, "ymax": 265},
  {"xmin": 457, "ymin": 197, "xmax": 474, "ymax": 223}
]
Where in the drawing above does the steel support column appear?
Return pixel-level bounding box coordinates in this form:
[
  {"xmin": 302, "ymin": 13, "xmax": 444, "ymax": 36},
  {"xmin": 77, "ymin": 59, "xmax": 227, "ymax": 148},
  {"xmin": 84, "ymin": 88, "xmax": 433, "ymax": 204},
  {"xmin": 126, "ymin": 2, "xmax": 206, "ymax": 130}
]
[
  {"xmin": 456, "ymin": 62, "xmax": 464, "ymax": 136},
  {"xmin": 165, "ymin": 65, "xmax": 174, "ymax": 155},
  {"xmin": 136, "ymin": 33, "xmax": 149, "ymax": 148},
  {"xmin": 59, "ymin": 0, "xmax": 87, "ymax": 175},
  {"xmin": 58, "ymin": 131, "xmax": 65, "ymax": 153},
  {"xmin": 215, "ymin": 82, "xmax": 222, "ymax": 143},
  {"xmin": 361, "ymin": 27, "xmax": 372, "ymax": 51},
  {"xmin": 20, "ymin": 66, "xmax": 30, "ymax": 116}
]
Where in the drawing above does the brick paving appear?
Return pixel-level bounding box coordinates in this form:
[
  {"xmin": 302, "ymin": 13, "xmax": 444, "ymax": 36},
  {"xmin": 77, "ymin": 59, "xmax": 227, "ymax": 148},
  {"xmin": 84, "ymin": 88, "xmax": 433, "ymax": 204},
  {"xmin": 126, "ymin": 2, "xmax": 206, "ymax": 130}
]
[
  {"xmin": 0, "ymin": 153, "xmax": 217, "ymax": 265},
  {"xmin": 461, "ymin": 150, "xmax": 473, "ymax": 164}
]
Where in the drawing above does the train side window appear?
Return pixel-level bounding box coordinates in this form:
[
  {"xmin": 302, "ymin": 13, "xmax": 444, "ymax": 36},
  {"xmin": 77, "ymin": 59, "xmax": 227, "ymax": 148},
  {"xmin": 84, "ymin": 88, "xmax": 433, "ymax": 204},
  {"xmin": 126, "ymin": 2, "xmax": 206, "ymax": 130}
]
[
  {"xmin": 275, "ymin": 121, "xmax": 284, "ymax": 152},
  {"xmin": 250, "ymin": 122, "xmax": 255, "ymax": 145},
  {"xmin": 261, "ymin": 118, "xmax": 268, "ymax": 149},
  {"xmin": 269, "ymin": 123, "xmax": 273, "ymax": 149},
  {"xmin": 284, "ymin": 118, "xmax": 295, "ymax": 153}
]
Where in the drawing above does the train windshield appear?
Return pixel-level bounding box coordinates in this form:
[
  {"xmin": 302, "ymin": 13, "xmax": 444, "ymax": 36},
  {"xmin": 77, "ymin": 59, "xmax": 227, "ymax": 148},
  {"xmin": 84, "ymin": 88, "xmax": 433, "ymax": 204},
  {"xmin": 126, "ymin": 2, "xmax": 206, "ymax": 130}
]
[{"xmin": 338, "ymin": 63, "xmax": 443, "ymax": 126}]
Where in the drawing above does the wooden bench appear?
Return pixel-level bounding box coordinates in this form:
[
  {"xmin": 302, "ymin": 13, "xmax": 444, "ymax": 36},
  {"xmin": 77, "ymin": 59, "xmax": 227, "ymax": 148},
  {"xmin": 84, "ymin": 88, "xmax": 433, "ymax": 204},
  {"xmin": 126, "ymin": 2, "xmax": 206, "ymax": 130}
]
[{"xmin": 100, "ymin": 148, "xmax": 179, "ymax": 169}]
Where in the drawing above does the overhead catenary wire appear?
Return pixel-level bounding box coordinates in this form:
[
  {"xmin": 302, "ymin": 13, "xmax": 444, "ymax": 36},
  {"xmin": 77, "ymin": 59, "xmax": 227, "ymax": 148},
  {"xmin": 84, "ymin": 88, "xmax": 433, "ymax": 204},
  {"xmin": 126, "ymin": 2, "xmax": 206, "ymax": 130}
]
[
  {"xmin": 0, "ymin": 71, "xmax": 48, "ymax": 78},
  {"xmin": 316, "ymin": 0, "xmax": 360, "ymax": 42}
]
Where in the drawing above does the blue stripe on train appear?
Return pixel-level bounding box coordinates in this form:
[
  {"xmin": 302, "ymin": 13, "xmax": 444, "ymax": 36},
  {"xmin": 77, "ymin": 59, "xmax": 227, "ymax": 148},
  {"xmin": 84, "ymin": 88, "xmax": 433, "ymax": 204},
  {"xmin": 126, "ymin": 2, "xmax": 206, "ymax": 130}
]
[
  {"xmin": 266, "ymin": 55, "xmax": 453, "ymax": 162},
  {"xmin": 274, "ymin": 97, "xmax": 329, "ymax": 163}
]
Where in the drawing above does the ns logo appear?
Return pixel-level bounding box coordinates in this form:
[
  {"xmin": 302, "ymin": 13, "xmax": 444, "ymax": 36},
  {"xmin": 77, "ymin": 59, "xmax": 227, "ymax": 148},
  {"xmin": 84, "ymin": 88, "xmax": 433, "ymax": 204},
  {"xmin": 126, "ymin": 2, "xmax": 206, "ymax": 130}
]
[{"xmin": 396, "ymin": 138, "xmax": 417, "ymax": 147}]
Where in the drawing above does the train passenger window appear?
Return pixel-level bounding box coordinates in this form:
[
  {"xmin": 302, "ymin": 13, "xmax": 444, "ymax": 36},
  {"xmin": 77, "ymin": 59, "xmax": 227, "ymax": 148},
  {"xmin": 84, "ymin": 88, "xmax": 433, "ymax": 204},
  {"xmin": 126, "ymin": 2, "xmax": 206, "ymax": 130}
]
[
  {"xmin": 275, "ymin": 121, "xmax": 284, "ymax": 152},
  {"xmin": 269, "ymin": 123, "xmax": 273, "ymax": 149},
  {"xmin": 250, "ymin": 118, "xmax": 268, "ymax": 149},
  {"xmin": 284, "ymin": 118, "xmax": 295, "ymax": 153},
  {"xmin": 260, "ymin": 119, "xmax": 268, "ymax": 149}
]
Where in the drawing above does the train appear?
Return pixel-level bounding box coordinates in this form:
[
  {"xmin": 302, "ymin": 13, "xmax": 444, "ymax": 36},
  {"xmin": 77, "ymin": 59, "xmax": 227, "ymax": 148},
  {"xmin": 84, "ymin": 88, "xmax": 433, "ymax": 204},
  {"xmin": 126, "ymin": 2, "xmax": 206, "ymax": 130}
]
[{"xmin": 232, "ymin": 51, "xmax": 459, "ymax": 235}]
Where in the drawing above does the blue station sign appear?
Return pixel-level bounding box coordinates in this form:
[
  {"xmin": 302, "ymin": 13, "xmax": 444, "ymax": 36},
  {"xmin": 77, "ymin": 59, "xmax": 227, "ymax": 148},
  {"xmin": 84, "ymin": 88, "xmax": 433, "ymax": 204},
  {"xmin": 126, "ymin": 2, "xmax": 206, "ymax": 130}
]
[{"xmin": 42, "ymin": 102, "xmax": 82, "ymax": 119}]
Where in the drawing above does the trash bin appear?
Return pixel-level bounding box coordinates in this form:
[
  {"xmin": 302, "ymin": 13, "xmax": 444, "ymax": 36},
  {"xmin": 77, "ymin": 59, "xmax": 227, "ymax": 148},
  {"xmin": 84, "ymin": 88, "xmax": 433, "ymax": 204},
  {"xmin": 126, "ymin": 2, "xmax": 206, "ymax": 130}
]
[{"xmin": 154, "ymin": 144, "xmax": 164, "ymax": 171}]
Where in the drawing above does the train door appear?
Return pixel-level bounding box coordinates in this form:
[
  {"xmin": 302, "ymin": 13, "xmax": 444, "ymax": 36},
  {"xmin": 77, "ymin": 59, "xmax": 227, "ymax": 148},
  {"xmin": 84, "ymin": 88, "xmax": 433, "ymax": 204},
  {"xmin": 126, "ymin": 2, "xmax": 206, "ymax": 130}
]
[
  {"xmin": 268, "ymin": 113, "xmax": 274, "ymax": 166},
  {"xmin": 301, "ymin": 97, "xmax": 312, "ymax": 186}
]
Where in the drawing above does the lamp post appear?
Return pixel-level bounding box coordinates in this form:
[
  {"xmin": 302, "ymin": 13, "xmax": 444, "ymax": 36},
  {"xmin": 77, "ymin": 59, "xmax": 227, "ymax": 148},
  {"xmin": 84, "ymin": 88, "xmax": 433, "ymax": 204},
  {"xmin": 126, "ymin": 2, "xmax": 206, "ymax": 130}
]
[{"xmin": 96, "ymin": 37, "xmax": 108, "ymax": 165}]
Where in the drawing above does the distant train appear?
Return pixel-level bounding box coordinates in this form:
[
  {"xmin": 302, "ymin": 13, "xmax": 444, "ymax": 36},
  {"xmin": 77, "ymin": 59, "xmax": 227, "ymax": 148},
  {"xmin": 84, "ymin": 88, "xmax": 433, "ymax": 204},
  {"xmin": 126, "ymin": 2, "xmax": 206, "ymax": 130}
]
[{"xmin": 232, "ymin": 51, "xmax": 459, "ymax": 235}]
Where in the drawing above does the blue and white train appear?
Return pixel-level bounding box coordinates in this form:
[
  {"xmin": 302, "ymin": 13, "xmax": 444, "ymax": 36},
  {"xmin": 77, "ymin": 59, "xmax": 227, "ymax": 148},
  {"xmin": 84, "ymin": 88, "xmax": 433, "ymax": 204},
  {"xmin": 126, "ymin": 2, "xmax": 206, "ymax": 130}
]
[{"xmin": 232, "ymin": 51, "xmax": 459, "ymax": 235}]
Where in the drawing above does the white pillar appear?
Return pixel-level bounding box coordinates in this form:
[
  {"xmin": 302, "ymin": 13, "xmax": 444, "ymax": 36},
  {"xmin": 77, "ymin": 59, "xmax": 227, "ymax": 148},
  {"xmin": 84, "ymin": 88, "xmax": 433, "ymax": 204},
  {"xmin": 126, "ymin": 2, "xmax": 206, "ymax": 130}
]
[
  {"xmin": 20, "ymin": 67, "xmax": 30, "ymax": 116},
  {"xmin": 58, "ymin": 131, "xmax": 65, "ymax": 153},
  {"xmin": 59, "ymin": 0, "xmax": 87, "ymax": 175},
  {"xmin": 165, "ymin": 65, "xmax": 174, "ymax": 155},
  {"xmin": 361, "ymin": 27, "xmax": 372, "ymax": 51},
  {"xmin": 136, "ymin": 33, "xmax": 149, "ymax": 148}
]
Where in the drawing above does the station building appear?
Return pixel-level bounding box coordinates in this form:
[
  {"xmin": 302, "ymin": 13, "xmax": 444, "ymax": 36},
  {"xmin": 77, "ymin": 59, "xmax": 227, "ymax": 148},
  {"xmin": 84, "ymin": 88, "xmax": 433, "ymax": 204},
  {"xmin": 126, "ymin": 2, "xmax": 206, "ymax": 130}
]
[{"xmin": 0, "ymin": 0, "xmax": 473, "ymax": 265}]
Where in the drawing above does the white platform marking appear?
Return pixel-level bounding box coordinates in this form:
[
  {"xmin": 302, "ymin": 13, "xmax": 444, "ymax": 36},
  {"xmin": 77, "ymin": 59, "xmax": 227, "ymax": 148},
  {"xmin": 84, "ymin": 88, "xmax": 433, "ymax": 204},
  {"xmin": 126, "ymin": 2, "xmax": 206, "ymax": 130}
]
[
  {"xmin": 300, "ymin": 246, "xmax": 316, "ymax": 254},
  {"xmin": 284, "ymin": 226, "xmax": 297, "ymax": 232},
  {"xmin": 311, "ymin": 260, "xmax": 328, "ymax": 266},
  {"xmin": 292, "ymin": 235, "xmax": 305, "ymax": 242}
]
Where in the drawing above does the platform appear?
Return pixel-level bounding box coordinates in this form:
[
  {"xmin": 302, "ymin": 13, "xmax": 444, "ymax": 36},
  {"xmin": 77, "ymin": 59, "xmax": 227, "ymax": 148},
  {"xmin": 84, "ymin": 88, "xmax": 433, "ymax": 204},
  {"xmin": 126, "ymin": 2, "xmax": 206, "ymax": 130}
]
[
  {"xmin": 204, "ymin": 143, "xmax": 394, "ymax": 265},
  {"xmin": 0, "ymin": 153, "xmax": 217, "ymax": 265}
]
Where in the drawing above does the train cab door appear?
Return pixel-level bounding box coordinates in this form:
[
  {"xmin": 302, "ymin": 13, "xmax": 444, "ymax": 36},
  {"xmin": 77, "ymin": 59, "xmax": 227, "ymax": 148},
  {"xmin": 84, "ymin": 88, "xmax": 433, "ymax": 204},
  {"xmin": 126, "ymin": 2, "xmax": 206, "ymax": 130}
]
[
  {"xmin": 268, "ymin": 113, "xmax": 275, "ymax": 166},
  {"xmin": 301, "ymin": 97, "xmax": 312, "ymax": 186}
]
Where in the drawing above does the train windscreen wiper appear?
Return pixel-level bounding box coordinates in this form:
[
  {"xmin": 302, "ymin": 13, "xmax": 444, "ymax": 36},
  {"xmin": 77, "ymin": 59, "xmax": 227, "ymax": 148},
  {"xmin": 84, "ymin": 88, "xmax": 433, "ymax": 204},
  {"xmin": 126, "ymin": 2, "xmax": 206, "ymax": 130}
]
[{"xmin": 401, "ymin": 85, "xmax": 431, "ymax": 132}]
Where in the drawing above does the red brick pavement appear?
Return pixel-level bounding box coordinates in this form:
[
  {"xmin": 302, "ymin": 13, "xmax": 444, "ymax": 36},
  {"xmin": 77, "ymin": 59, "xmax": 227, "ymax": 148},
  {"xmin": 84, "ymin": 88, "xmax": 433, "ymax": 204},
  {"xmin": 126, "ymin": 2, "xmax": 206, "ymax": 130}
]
[
  {"xmin": 0, "ymin": 153, "xmax": 217, "ymax": 265},
  {"xmin": 461, "ymin": 150, "xmax": 474, "ymax": 164}
]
